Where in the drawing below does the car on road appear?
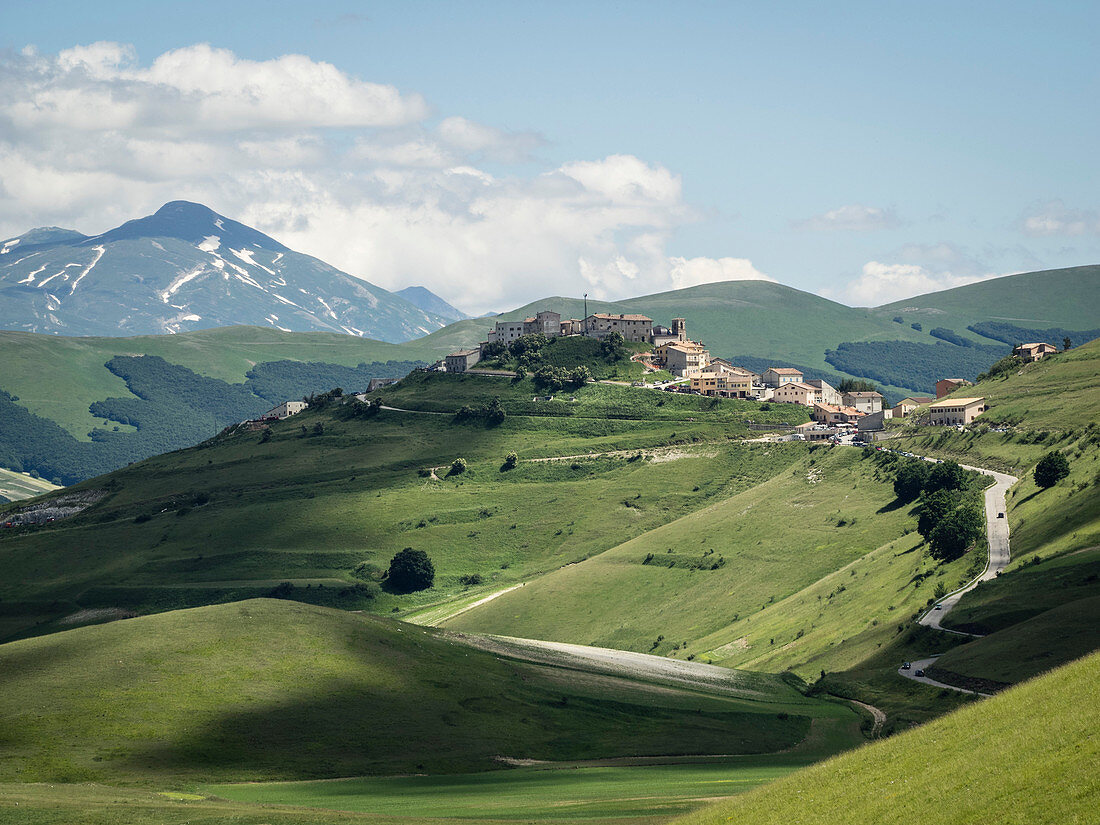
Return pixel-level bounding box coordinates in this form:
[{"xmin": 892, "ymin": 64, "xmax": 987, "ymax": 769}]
[
  {"xmin": 915, "ymin": 669, "xmax": 926, "ymax": 677},
  {"xmin": 998, "ymin": 512, "xmax": 1005, "ymax": 518},
  {"xmin": 901, "ymin": 662, "xmax": 911, "ymax": 670},
  {"xmin": 934, "ymin": 604, "xmax": 943, "ymax": 610}
]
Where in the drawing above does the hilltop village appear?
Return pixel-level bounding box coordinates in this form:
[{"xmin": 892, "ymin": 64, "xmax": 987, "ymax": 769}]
[{"xmin": 431, "ymin": 310, "xmax": 1062, "ymax": 442}]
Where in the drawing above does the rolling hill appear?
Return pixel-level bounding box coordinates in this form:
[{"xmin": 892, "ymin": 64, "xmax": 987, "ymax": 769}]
[
  {"xmin": 675, "ymin": 649, "xmax": 1100, "ymax": 825},
  {"xmin": 0, "ymin": 598, "xmax": 858, "ymax": 785},
  {"xmin": 0, "ymin": 201, "xmax": 449, "ymax": 340}
]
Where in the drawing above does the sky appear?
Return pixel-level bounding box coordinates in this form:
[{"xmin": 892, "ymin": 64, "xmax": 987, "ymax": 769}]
[{"xmin": 1, "ymin": 1, "xmax": 1098, "ymax": 315}]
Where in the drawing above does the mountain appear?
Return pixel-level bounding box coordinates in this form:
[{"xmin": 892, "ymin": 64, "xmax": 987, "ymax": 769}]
[
  {"xmin": 0, "ymin": 201, "xmax": 449, "ymax": 341},
  {"xmin": 395, "ymin": 285, "xmax": 470, "ymax": 321}
]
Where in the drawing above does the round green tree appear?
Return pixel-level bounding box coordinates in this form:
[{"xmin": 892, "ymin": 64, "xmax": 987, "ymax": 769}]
[
  {"xmin": 929, "ymin": 506, "xmax": 985, "ymax": 562},
  {"xmin": 1033, "ymin": 451, "xmax": 1070, "ymax": 489},
  {"xmin": 387, "ymin": 548, "xmax": 435, "ymax": 592}
]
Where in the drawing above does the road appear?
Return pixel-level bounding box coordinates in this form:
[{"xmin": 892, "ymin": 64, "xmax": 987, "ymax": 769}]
[
  {"xmin": 896, "ymin": 458, "xmax": 1018, "ymax": 695},
  {"xmin": 897, "ymin": 657, "xmax": 992, "ymax": 697},
  {"xmin": 918, "ymin": 464, "xmax": 1018, "ymax": 631}
]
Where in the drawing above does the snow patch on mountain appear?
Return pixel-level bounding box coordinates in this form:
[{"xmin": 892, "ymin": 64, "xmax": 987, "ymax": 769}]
[
  {"xmin": 1, "ymin": 239, "xmax": 18, "ymax": 254},
  {"xmin": 160, "ymin": 265, "xmax": 206, "ymax": 303},
  {"xmin": 69, "ymin": 246, "xmax": 105, "ymax": 294},
  {"xmin": 198, "ymin": 235, "xmax": 220, "ymax": 252}
]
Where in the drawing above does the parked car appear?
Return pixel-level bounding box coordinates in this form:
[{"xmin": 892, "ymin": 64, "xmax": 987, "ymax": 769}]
[
  {"xmin": 915, "ymin": 669, "xmax": 926, "ymax": 678},
  {"xmin": 901, "ymin": 662, "xmax": 911, "ymax": 670}
]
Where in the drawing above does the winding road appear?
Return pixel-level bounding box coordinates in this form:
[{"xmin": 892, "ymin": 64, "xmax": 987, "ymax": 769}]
[{"xmin": 898, "ymin": 460, "xmax": 1018, "ymax": 693}]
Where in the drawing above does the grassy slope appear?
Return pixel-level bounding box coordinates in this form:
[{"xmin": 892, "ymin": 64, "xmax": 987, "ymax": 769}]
[
  {"xmin": 0, "ymin": 376, "xmax": 806, "ymax": 641},
  {"xmin": 873, "ymin": 264, "xmax": 1100, "ymax": 343},
  {"xmin": 675, "ymin": 650, "xmax": 1100, "ymax": 825},
  {"xmin": 0, "ymin": 327, "xmax": 411, "ymax": 439},
  {"xmin": 444, "ymin": 447, "xmax": 945, "ymax": 661},
  {"xmin": 0, "ymin": 598, "xmax": 858, "ymax": 786},
  {"xmin": 880, "ymin": 337, "xmax": 1100, "ymax": 685}
]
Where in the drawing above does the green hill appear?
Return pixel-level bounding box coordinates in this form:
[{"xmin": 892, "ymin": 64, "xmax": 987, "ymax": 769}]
[
  {"xmin": 0, "ymin": 598, "xmax": 859, "ymax": 785},
  {"xmin": 0, "ymin": 374, "xmax": 807, "ymax": 642},
  {"xmin": 674, "ymin": 649, "xmax": 1100, "ymax": 825},
  {"xmin": 873, "ymin": 264, "xmax": 1100, "ymax": 343}
]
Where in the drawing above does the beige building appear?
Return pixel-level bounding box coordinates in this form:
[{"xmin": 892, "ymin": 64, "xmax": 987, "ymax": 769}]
[
  {"xmin": 1013, "ymin": 342, "xmax": 1059, "ymax": 362},
  {"xmin": 935, "ymin": 378, "xmax": 973, "ymax": 398},
  {"xmin": 584, "ymin": 312, "xmax": 654, "ymax": 342},
  {"xmin": 762, "ymin": 367, "xmax": 804, "ymax": 387},
  {"xmin": 892, "ymin": 396, "xmax": 934, "ymax": 418},
  {"xmin": 690, "ymin": 369, "xmax": 754, "ymax": 397},
  {"xmin": 812, "ymin": 403, "xmax": 865, "ymax": 425},
  {"xmin": 651, "ymin": 317, "xmax": 688, "ymax": 347},
  {"xmin": 771, "ymin": 381, "xmax": 818, "ymax": 406},
  {"xmin": 445, "ymin": 348, "xmax": 482, "ymax": 373},
  {"xmin": 663, "ymin": 341, "xmax": 710, "ymax": 377},
  {"xmin": 264, "ymin": 400, "xmax": 308, "ymax": 419},
  {"xmin": 841, "ymin": 391, "xmax": 885, "ymax": 414},
  {"xmin": 929, "ymin": 397, "xmax": 986, "ymax": 426},
  {"xmin": 804, "ymin": 379, "xmax": 840, "ymax": 406},
  {"xmin": 488, "ymin": 310, "xmax": 563, "ymax": 343}
]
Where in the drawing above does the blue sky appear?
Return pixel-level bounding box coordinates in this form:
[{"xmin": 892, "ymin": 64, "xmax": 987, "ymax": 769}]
[{"xmin": 2, "ymin": 1, "xmax": 1097, "ymax": 312}]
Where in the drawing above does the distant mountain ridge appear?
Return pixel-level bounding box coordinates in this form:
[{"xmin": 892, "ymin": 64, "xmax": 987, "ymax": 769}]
[
  {"xmin": 395, "ymin": 286, "xmax": 469, "ymax": 322},
  {"xmin": 0, "ymin": 201, "xmax": 449, "ymax": 342}
]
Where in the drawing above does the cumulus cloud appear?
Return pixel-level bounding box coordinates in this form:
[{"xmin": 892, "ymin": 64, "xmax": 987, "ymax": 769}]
[
  {"xmin": 0, "ymin": 43, "xmax": 768, "ymax": 315},
  {"xmin": 822, "ymin": 261, "xmax": 1008, "ymax": 306},
  {"xmin": 1017, "ymin": 200, "xmax": 1100, "ymax": 237},
  {"xmin": 668, "ymin": 256, "xmax": 773, "ymax": 289},
  {"xmin": 794, "ymin": 204, "xmax": 900, "ymax": 232}
]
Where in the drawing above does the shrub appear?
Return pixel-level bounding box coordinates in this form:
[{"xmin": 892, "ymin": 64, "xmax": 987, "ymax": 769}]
[
  {"xmin": 911, "ymin": 322, "xmax": 922, "ymax": 331},
  {"xmin": 501, "ymin": 450, "xmax": 518, "ymax": 471},
  {"xmin": 448, "ymin": 457, "xmax": 468, "ymax": 476},
  {"xmin": 386, "ymin": 548, "xmax": 435, "ymax": 592},
  {"xmin": 1034, "ymin": 451, "xmax": 1070, "ymax": 489},
  {"xmin": 458, "ymin": 573, "xmax": 484, "ymax": 586}
]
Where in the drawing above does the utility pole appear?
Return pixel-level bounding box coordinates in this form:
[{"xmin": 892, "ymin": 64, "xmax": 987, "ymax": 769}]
[{"xmin": 583, "ymin": 293, "xmax": 588, "ymax": 335}]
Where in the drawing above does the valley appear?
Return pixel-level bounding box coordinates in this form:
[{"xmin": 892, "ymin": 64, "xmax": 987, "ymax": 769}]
[{"xmin": 0, "ymin": 284, "xmax": 1097, "ymax": 824}]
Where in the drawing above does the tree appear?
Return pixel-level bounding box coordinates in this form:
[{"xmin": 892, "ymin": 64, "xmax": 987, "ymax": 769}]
[
  {"xmin": 893, "ymin": 460, "xmax": 929, "ymax": 501},
  {"xmin": 927, "ymin": 460, "xmax": 966, "ymax": 493},
  {"xmin": 1033, "ymin": 451, "xmax": 1070, "ymax": 489},
  {"xmin": 568, "ymin": 366, "xmax": 591, "ymax": 387},
  {"xmin": 918, "ymin": 488, "xmax": 959, "ymax": 540},
  {"xmin": 501, "ymin": 450, "xmax": 518, "ymax": 471},
  {"xmin": 1063, "ymin": 336, "xmax": 1073, "ymax": 351},
  {"xmin": 599, "ymin": 331, "xmax": 626, "ymax": 357},
  {"xmin": 448, "ymin": 457, "xmax": 468, "ymax": 476},
  {"xmin": 837, "ymin": 378, "xmax": 880, "ymax": 394},
  {"xmin": 386, "ymin": 548, "xmax": 435, "ymax": 592},
  {"xmin": 929, "ymin": 505, "xmax": 984, "ymax": 562}
]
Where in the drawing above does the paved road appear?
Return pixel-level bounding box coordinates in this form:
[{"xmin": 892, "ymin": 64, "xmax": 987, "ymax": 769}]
[
  {"xmin": 897, "ymin": 657, "xmax": 992, "ymax": 697},
  {"xmin": 918, "ymin": 465, "xmax": 1018, "ymax": 631}
]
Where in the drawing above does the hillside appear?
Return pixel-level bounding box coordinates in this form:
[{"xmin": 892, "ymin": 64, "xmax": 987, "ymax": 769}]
[
  {"xmin": 0, "ymin": 374, "xmax": 808, "ymax": 641},
  {"xmin": 873, "ymin": 264, "xmax": 1100, "ymax": 343},
  {"xmin": 0, "ymin": 201, "xmax": 449, "ymax": 340},
  {"xmin": 0, "ymin": 327, "xmax": 421, "ymax": 483},
  {"xmin": 675, "ymin": 649, "xmax": 1100, "ymax": 825},
  {"xmin": 0, "ymin": 599, "xmax": 859, "ymax": 785}
]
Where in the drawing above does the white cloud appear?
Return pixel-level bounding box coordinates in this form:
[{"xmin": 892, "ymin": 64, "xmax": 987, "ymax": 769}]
[
  {"xmin": 0, "ymin": 43, "xmax": 767, "ymax": 316},
  {"xmin": 1018, "ymin": 200, "xmax": 1100, "ymax": 237},
  {"xmin": 794, "ymin": 204, "xmax": 899, "ymax": 232},
  {"xmin": 668, "ymin": 256, "xmax": 773, "ymax": 289},
  {"xmin": 823, "ymin": 260, "xmax": 1008, "ymax": 306},
  {"xmin": 3, "ymin": 42, "xmax": 427, "ymax": 133}
]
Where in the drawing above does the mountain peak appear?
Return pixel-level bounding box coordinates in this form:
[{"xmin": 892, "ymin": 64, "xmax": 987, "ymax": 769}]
[{"xmin": 94, "ymin": 201, "xmax": 290, "ymax": 252}]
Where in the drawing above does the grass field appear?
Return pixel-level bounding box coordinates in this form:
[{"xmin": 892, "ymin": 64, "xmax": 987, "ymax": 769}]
[
  {"xmin": 0, "ymin": 326, "xmax": 412, "ymax": 440},
  {"xmin": 0, "ymin": 599, "xmax": 862, "ymax": 786},
  {"xmin": 444, "ymin": 447, "xmax": 934, "ymax": 656},
  {"xmin": 674, "ymin": 649, "xmax": 1100, "ymax": 825},
  {"xmin": 0, "ymin": 468, "xmax": 59, "ymax": 502},
  {"xmin": 0, "ymin": 375, "xmax": 812, "ymax": 640}
]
